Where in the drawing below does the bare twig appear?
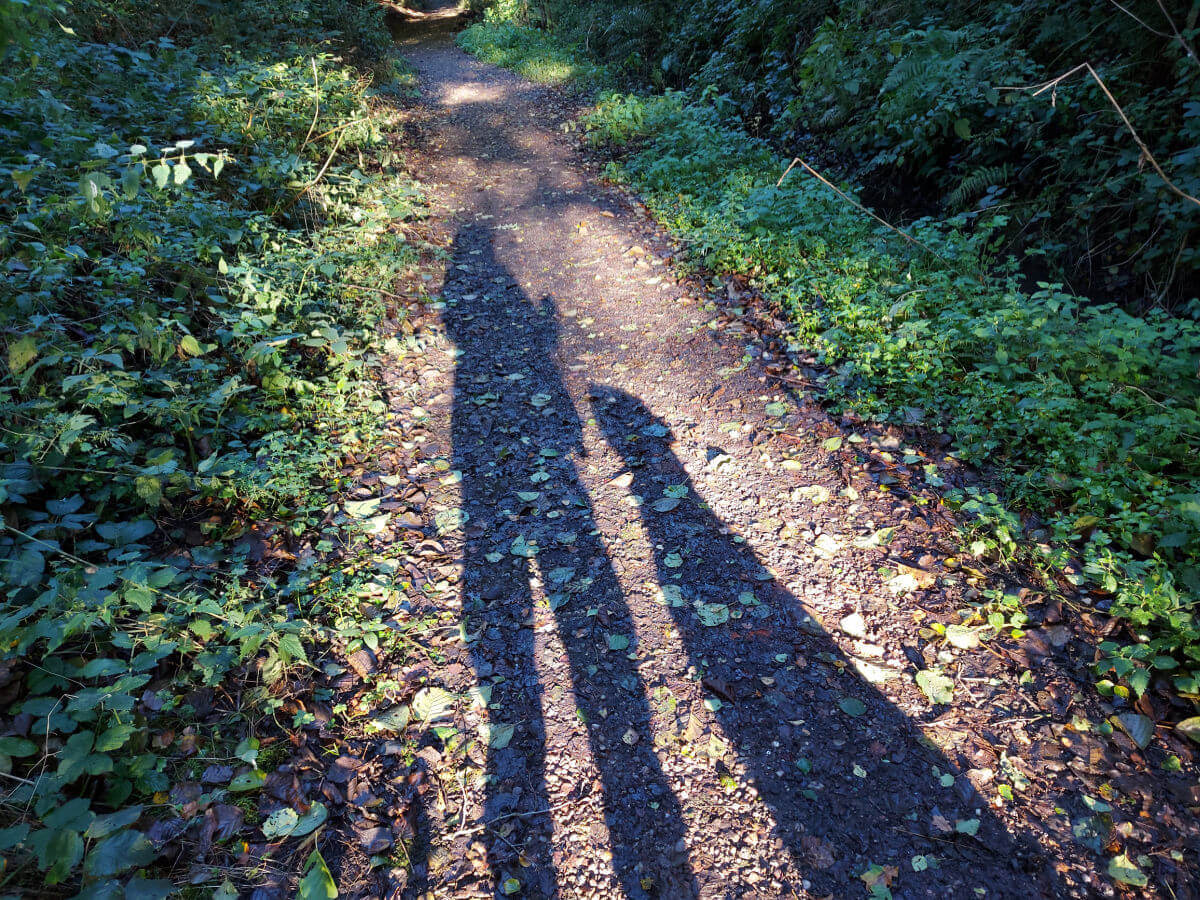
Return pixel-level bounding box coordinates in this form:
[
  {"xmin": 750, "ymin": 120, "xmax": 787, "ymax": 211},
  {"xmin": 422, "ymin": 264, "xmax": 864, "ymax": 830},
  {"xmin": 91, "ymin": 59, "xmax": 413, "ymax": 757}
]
[
  {"xmin": 1155, "ymin": 0, "xmax": 1200, "ymax": 71},
  {"xmin": 1105, "ymin": 0, "xmax": 1172, "ymax": 38},
  {"xmin": 1006, "ymin": 62, "xmax": 1200, "ymax": 209},
  {"xmin": 300, "ymin": 58, "xmax": 321, "ymax": 152},
  {"xmin": 444, "ymin": 807, "xmax": 553, "ymax": 840}
]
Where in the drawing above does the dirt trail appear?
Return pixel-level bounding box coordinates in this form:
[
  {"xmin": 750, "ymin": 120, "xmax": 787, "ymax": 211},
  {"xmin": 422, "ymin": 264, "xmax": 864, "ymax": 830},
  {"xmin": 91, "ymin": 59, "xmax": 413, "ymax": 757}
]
[{"xmin": 327, "ymin": 9, "xmax": 1197, "ymax": 899}]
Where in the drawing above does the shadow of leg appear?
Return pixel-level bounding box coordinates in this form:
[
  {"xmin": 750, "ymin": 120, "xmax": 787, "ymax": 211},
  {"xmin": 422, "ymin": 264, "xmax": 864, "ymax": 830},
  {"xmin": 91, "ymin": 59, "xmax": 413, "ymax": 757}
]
[
  {"xmin": 590, "ymin": 384, "xmax": 1062, "ymax": 897},
  {"xmin": 447, "ymin": 227, "xmax": 697, "ymax": 897}
]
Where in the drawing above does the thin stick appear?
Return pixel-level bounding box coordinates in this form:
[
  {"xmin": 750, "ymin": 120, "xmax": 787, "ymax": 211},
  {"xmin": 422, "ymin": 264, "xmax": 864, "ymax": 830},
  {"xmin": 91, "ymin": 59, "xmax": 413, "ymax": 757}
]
[
  {"xmin": 340, "ymin": 283, "xmax": 409, "ymax": 300},
  {"xmin": 1008, "ymin": 62, "xmax": 1199, "ymax": 208},
  {"xmin": 777, "ymin": 157, "xmax": 952, "ymax": 265},
  {"xmin": 444, "ymin": 807, "xmax": 553, "ymax": 841},
  {"xmin": 300, "ymin": 58, "xmax": 321, "ymax": 152}
]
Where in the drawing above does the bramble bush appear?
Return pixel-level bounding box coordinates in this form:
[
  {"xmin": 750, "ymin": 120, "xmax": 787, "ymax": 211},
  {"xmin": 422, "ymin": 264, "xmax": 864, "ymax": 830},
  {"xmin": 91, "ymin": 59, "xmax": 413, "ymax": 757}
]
[{"xmin": 0, "ymin": 0, "xmax": 421, "ymax": 892}]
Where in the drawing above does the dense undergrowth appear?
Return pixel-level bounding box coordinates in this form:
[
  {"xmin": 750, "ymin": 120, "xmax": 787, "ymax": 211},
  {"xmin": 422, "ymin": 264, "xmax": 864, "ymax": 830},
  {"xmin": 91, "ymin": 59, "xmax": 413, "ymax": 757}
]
[
  {"xmin": 472, "ymin": 0, "xmax": 1200, "ymax": 309},
  {"xmin": 0, "ymin": 0, "xmax": 421, "ymax": 893},
  {"xmin": 459, "ymin": 8, "xmax": 1200, "ymax": 714}
]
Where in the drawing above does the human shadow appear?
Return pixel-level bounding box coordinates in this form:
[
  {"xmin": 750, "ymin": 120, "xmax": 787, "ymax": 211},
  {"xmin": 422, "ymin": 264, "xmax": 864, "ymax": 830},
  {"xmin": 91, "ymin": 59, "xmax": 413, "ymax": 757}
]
[
  {"xmin": 590, "ymin": 385, "xmax": 1063, "ymax": 898},
  {"xmin": 445, "ymin": 226, "xmax": 698, "ymax": 898}
]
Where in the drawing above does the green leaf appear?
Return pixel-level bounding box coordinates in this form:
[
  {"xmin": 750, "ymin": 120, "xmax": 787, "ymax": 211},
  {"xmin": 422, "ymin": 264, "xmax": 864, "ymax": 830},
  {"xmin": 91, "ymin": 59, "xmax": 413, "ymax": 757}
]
[
  {"xmin": 151, "ymin": 162, "xmax": 170, "ymax": 189},
  {"xmin": 229, "ymin": 770, "xmax": 266, "ymax": 792},
  {"xmin": 366, "ymin": 704, "xmax": 410, "ymax": 734},
  {"xmin": 298, "ymin": 849, "xmax": 338, "ymax": 900},
  {"xmin": 695, "ymin": 602, "xmax": 730, "ymax": 626},
  {"xmin": 486, "ymin": 722, "xmax": 515, "ymax": 749},
  {"xmin": 822, "ymin": 435, "xmax": 843, "ymax": 451},
  {"xmin": 1175, "ymin": 716, "xmax": 1200, "ymax": 744},
  {"xmin": 1114, "ymin": 712, "xmax": 1154, "ymax": 749},
  {"xmin": 179, "ymin": 334, "xmax": 203, "ymax": 357},
  {"xmin": 85, "ymin": 806, "xmax": 142, "ymax": 840},
  {"xmin": 411, "ymin": 687, "xmax": 455, "ymax": 724},
  {"xmin": 291, "ymin": 802, "xmax": 329, "ymax": 838},
  {"xmin": 29, "ymin": 827, "xmax": 84, "ymax": 884},
  {"xmin": 1107, "ymin": 852, "xmax": 1148, "ymax": 887},
  {"xmin": 915, "ymin": 668, "xmax": 954, "ymax": 705},
  {"xmin": 765, "ymin": 401, "xmax": 788, "ymax": 416},
  {"xmin": 344, "ymin": 497, "xmax": 382, "ymax": 518},
  {"xmin": 0, "ymin": 736, "xmax": 36, "ymax": 757},
  {"xmin": 510, "ymin": 534, "xmax": 538, "ymax": 557},
  {"xmin": 954, "ymin": 118, "xmax": 972, "ymax": 140},
  {"xmin": 955, "ymin": 818, "xmax": 980, "ymax": 836},
  {"xmin": 839, "ymin": 697, "xmax": 867, "ymax": 717},
  {"xmin": 262, "ymin": 807, "xmax": 299, "ymax": 840},
  {"xmin": 606, "ymin": 633, "xmax": 630, "ymax": 651},
  {"xmin": 0, "ymin": 824, "xmax": 29, "ymax": 851},
  {"xmin": 83, "ymin": 828, "xmax": 155, "ymax": 877},
  {"xmin": 8, "ymin": 335, "xmax": 37, "ymax": 374}
]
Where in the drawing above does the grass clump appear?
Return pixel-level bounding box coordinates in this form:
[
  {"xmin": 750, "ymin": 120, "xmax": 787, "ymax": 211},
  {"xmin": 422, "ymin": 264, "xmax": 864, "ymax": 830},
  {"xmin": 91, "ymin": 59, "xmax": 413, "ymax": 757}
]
[{"xmin": 458, "ymin": 1, "xmax": 608, "ymax": 87}]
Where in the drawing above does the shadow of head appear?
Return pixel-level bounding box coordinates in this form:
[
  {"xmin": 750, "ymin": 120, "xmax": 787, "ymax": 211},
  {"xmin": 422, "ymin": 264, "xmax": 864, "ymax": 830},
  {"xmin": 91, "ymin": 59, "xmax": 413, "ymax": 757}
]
[{"xmin": 588, "ymin": 383, "xmax": 1063, "ymax": 897}]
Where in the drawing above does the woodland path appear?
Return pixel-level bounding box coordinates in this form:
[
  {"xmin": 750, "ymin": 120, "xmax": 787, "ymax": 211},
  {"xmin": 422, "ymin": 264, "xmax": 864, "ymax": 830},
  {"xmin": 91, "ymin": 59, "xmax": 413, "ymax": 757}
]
[{"xmin": 326, "ymin": 8, "xmax": 1196, "ymax": 899}]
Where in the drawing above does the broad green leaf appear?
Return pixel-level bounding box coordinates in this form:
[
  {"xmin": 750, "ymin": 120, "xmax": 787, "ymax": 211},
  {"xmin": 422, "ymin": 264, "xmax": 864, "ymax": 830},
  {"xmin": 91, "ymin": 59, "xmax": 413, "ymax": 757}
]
[
  {"xmin": 262, "ymin": 807, "xmax": 299, "ymax": 840},
  {"xmin": 839, "ymin": 697, "xmax": 867, "ymax": 717},
  {"xmin": 298, "ymin": 850, "xmax": 338, "ymax": 900},
  {"xmin": 229, "ymin": 770, "xmax": 266, "ymax": 792},
  {"xmin": 83, "ymin": 828, "xmax": 155, "ymax": 877},
  {"xmin": 8, "ymin": 335, "xmax": 37, "ymax": 374},
  {"xmin": 916, "ymin": 668, "xmax": 954, "ymax": 705}
]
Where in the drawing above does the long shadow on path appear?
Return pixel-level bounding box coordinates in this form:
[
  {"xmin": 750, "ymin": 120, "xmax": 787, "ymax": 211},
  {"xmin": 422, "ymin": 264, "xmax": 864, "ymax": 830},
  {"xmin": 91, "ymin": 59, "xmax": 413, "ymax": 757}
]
[
  {"xmin": 446, "ymin": 226, "xmax": 699, "ymax": 898},
  {"xmin": 588, "ymin": 386, "xmax": 1063, "ymax": 898}
]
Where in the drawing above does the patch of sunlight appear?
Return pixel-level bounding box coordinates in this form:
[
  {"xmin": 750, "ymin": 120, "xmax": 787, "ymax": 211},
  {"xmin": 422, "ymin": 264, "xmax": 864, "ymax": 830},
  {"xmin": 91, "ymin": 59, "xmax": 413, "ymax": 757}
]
[{"xmin": 438, "ymin": 82, "xmax": 514, "ymax": 106}]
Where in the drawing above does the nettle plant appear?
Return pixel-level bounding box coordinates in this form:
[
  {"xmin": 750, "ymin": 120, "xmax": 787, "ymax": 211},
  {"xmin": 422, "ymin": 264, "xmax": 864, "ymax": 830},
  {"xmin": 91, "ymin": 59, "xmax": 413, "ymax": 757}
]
[{"xmin": 0, "ymin": 0, "xmax": 421, "ymax": 891}]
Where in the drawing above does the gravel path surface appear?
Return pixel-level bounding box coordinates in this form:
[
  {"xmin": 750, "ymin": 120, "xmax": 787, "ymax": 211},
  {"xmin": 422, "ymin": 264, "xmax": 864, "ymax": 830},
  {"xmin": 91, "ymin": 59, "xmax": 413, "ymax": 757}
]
[{"xmin": 321, "ymin": 8, "xmax": 1199, "ymax": 899}]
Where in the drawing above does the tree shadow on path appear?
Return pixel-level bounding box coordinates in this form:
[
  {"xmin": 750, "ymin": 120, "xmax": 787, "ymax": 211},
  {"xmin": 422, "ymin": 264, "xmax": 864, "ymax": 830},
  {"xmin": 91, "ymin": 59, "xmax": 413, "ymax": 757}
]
[
  {"xmin": 590, "ymin": 385, "xmax": 1063, "ymax": 898},
  {"xmin": 445, "ymin": 225, "xmax": 698, "ymax": 898}
]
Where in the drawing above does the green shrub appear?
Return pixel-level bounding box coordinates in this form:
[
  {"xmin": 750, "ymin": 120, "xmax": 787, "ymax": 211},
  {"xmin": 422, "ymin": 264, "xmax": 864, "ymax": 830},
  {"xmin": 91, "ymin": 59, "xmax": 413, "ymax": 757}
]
[
  {"xmin": 0, "ymin": 0, "xmax": 421, "ymax": 891},
  {"xmin": 579, "ymin": 90, "xmax": 1200, "ymax": 697},
  {"xmin": 478, "ymin": 0, "xmax": 1200, "ymax": 306}
]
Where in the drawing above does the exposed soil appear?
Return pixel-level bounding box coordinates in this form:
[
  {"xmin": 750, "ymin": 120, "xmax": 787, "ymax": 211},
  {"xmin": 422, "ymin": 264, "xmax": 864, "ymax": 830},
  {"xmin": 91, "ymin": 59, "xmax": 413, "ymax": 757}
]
[{"xmin": 313, "ymin": 7, "xmax": 1200, "ymax": 899}]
